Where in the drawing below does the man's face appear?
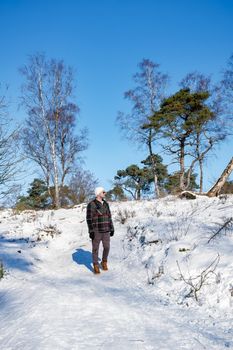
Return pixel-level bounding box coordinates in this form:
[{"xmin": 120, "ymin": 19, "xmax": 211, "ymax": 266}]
[{"xmin": 99, "ymin": 190, "xmax": 106, "ymax": 199}]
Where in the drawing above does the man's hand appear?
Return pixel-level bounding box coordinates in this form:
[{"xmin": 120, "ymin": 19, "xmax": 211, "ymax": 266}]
[
  {"xmin": 110, "ymin": 230, "xmax": 114, "ymax": 237},
  {"xmin": 89, "ymin": 232, "xmax": 95, "ymax": 240}
]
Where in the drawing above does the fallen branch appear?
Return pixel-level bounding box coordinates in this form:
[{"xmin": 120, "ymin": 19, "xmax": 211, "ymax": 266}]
[
  {"xmin": 208, "ymin": 217, "xmax": 233, "ymax": 243},
  {"xmin": 207, "ymin": 157, "xmax": 233, "ymax": 197}
]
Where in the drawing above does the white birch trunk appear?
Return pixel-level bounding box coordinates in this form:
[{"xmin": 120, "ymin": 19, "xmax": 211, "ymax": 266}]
[{"xmin": 207, "ymin": 157, "xmax": 233, "ymax": 197}]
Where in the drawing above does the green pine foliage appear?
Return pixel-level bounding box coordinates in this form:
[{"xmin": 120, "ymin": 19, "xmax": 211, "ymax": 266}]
[
  {"xmin": 105, "ymin": 186, "xmax": 127, "ymax": 201},
  {"xmin": 141, "ymin": 154, "xmax": 168, "ymax": 188},
  {"xmin": 220, "ymin": 180, "xmax": 233, "ymax": 194},
  {"xmin": 113, "ymin": 154, "xmax": 171, "ymax": 199},
  {"xmin": 115, "ymin": 164, "xmax": 154, "ymax": 200},
  {"xmin": 165, "ymin": 171, "xmax": 199, "ymax": 194},
  {"xmin": 16, "ymin": 179, "xmax": 50, "ymax": 211},
  {"xmin": 145, "ymin": 88, "xmax": 213, "ymax": 191},
  {"xmin": 148, "ymin": 88, "xmax": 213, "ymax": 132}
]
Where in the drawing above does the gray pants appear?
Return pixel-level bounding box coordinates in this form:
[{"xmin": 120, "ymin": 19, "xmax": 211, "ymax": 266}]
[{"xmin": 92, "ymin": 231, "xmax": 110, "ymax": 264}]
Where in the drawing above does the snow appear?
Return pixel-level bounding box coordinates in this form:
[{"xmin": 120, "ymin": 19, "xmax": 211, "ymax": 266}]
[{"xmin": 1, "ymin": 196, "xmax": 233, "ymax": 349}]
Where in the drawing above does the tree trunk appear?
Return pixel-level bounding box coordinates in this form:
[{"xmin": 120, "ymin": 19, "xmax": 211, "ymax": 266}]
[
  {"xmin": 51, "ymin": 142, "xmax": 60, "ymax": 208},
  {"xmin": 179, "ymin": 139, "xmax": 185, "ymax": 190},
  {"xmin": 136, "ymin": 187, "xmax": 141, "ymax": 200},
  {"xmin": 148, "ymin": 130, "xmax": 160, "ymax": 198},
  {"xmin": 196, "ymin": 132, "xmax": 203, "ymax": 193},
  {"xmin": 199, "ymin": 158, "xmax": 203, "ymax": 193},
  {"xmin": 207, "ymin": 157, "xmax": 233, "ymax": 197},
  {"xmin": 46, "ymin": 113, "xmax": 60, "ymax": 209},
  {"xmin": 153, "ymin": 173, "xmax": 159, "ymax": 198}
]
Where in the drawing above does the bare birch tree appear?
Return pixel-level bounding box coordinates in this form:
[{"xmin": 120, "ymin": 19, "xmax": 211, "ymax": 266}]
[
  {"xmin": 20, "ymin": 54, "xmax": 88, "ymax": 208},
  {"xmin": 206, "ymin": 54, "xmax": 233, "ymax": 196},
  {"xmin": 220, "ymin": 53, "xmax": 233, "ymax": 118},
  {"xmin": 0, "ymin": 86, "xmax": 22, "ymax": 200}
]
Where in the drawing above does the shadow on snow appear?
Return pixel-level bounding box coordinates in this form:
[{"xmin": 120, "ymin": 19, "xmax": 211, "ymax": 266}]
[
  {"xmin": 72, "ymin": 248, "xmax": 94, "ymax": 273},
  {"xmin": 0, "ymin": 236, "xmax": 34, "ymax": 273}
]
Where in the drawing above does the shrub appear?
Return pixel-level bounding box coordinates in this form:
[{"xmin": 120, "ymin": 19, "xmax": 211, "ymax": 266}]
[
  {"xmin": 35, "ymin": 224, "xmax": 61, "ymax": 241},
  {"xmin": 115, "ymin": 208, "xmax": 136, "ymax": 224}
]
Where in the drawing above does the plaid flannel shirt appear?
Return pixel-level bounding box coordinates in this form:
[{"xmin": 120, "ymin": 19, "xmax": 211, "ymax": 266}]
[{"xmin": 86, "ymin": 199, "xmax": 114, "ymax": 234}]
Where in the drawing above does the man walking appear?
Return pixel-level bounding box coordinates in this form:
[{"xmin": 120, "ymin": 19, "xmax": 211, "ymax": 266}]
[{"xmin": 86, "ymin": 187, "xmax": 114, "ymax": 274}]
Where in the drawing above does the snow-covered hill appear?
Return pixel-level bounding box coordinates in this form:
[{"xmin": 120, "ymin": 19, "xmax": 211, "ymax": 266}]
[{"xmin": 0, "ymin": 195, "xmax": 233, "ymax": 349}]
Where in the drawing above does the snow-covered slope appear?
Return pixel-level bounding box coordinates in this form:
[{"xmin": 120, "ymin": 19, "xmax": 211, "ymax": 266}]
[{"xmin": 0, "ymin": 196, "xmax": 233, "ymax": 349}]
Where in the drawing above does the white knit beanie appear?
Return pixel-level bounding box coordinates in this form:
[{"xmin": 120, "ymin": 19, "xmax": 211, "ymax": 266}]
[{"xmin": 95, "ymin": 187, "xmax": 105, "ymax": 197}]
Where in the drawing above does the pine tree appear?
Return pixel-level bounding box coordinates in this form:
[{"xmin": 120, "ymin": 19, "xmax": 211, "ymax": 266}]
[
  {"xmin": 16, "ymin": 179, "xmax": 50, "ymax": 210},
  {"xmin": 114, "ymin": 164, "xmax": 154, "ymax": 200},
  {"xmin": 141, "ymin": 153, "xmax": 168, "ymax": 190},
  {"xmin": 145, "ymin": 89, "xmax": 213, "ymax": 191}
]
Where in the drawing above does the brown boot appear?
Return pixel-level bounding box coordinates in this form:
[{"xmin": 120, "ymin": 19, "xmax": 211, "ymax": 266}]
[
  {"xmin": 93, "ymin": 263, "xmax": 100, "ymax": 274},
  {"xmin": 101, "ymin": 260, "xmax": 108, "ymax": 271}
]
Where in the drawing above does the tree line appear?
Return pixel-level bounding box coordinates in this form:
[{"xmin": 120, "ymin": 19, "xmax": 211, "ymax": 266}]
[{"xmin": 0, "ymin": 53, "xmax": 233, "ymax": 209}]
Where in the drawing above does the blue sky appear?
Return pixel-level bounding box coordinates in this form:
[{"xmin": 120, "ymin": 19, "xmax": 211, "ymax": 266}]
[{"xmin": 0, "ymin": 0, "xmax": 233, "ymax": 192}]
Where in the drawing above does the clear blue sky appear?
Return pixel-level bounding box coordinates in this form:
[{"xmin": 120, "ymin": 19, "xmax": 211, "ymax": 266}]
[{"xmin": 0, "ymin": 0, "xmax": 233, "ymax": 192}]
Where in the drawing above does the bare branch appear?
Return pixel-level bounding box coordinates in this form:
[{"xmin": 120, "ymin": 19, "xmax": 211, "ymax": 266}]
[
  {"xmin": 176, "ymin": 254, "xmax": 220, "ymax": 301},
  {"xmin": 208, "ymin": 217, "xmax": 233, "ymax": 243}
]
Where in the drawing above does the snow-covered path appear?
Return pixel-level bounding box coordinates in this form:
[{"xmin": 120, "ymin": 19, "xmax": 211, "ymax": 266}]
[{"xmin": 1, "ymin": 204, "xmax": 233, "ymax": 349}]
